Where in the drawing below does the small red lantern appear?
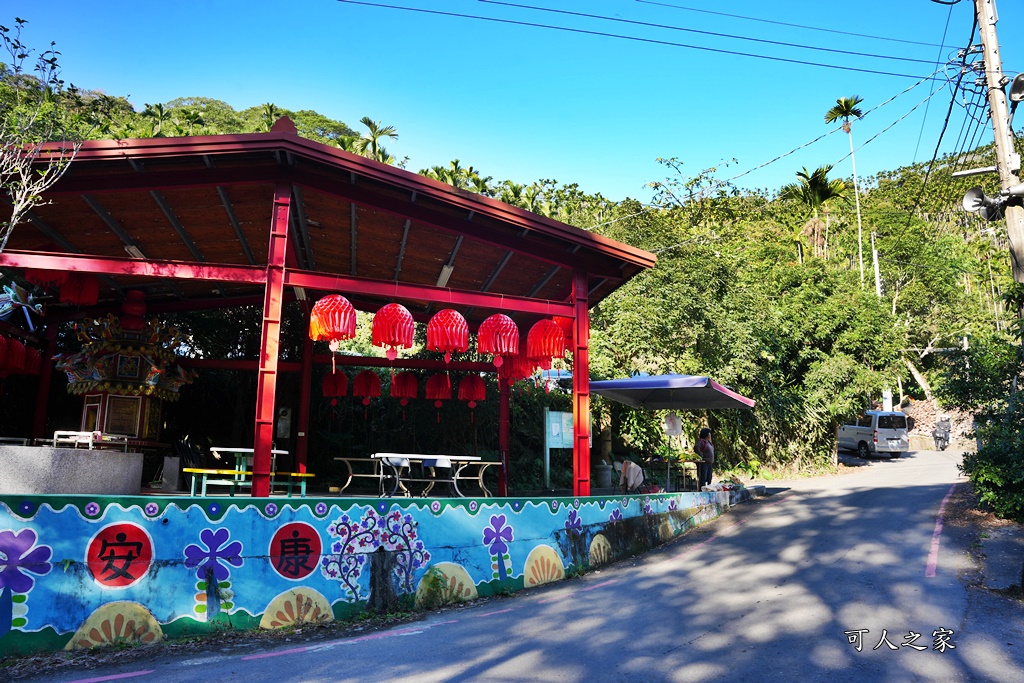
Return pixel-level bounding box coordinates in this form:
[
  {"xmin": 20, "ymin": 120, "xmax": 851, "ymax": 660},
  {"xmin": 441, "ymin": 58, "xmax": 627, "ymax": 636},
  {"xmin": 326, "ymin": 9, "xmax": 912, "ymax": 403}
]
[
  {"xmin": 391, "ymin": 371, "xmax": 418, "ymax": 406},
  {"xmin": 59, "ymin": 273, "xmax": 99, "ymax": 306},
  {"xmin": 426, "ymin": 373, "xmax": 451, "ymax": 422},
  {"xmin": 527, "ymin": 319, "xmax": 565, "ymax": 365},
  {"xmin": 372, "ymin": 303, "xmax": 415, "ymax": 361},
  {"xmin": 353, "ymin": 370, "xmax": 381, "ymax": 406},
  {"xmin": 458, "ymin": 374, "xmax": 487, "ymax": 422},
  {"xmin": 23, "ymin": 269, "xmax": 68, "ymax": 289},
  {"xmin": 427, "ymin": 309, "xmax": 469, "ymax": 363},
  {"xmin": 553, "ymin": 316, "xmax": 574, "ymax": 341},
  {"xmin": 477, "ymin": 314, "xmax": 519, "ymax": 367},
  {"xmin": 321, "ymin": 372, "xmax": 348, "ymax": 406},
  {"xmin": 498, "ymin": 343, "xmax": 535, "ymax": 385}
]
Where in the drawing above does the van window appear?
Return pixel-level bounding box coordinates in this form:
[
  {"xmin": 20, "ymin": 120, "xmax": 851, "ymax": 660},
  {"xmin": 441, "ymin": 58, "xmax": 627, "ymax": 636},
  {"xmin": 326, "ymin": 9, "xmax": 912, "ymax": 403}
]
[
  {"xmin": 877, "ymin": 415, "xmax": 907, "ymax": 429},
  {"xmin": 857, "ymin": 415, "xmax": 873, "ymax": 427}
]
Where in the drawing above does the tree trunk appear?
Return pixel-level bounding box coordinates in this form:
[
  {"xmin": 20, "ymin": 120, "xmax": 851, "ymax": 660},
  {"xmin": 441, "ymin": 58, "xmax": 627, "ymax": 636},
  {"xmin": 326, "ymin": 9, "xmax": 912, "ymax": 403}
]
[
  {"xmin": 903, "ymin": 358, "xmax": 933, "ymax": 403},
  {"xmin": 367, "ymin": 547, "xmax": 399, "ymax": 613}
]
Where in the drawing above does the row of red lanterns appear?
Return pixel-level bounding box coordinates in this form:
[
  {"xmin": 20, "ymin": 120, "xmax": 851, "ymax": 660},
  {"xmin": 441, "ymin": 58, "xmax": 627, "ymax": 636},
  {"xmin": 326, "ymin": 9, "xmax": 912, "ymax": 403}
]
[
  {"xmin": 322, "ymin": 370, "xmax": 486, "ymax": 408},
  {"xmin": 309, "ymin": 295, "xmax": 571, "ymax": 372},
  {"xmin": 0, "ymin": 335, "xmax": 43, "ymax": 377}
]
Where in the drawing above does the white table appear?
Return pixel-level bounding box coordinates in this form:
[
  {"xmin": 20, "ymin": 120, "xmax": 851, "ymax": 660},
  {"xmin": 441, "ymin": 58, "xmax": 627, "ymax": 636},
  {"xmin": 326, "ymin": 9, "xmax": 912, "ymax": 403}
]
[{"xmin": 371, "ymin": 453, "xmax": 485, "ymax": 498}]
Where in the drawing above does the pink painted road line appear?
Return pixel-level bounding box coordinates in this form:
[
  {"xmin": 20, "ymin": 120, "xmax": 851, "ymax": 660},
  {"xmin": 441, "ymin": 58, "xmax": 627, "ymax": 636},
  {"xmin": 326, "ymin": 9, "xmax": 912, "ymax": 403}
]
[
  {"xmin": 925, "ymin": 484, "xmax": 958, "ymax": 578},
  {"xmin": 580, "ymin": 579, "xmax": 619, "ymax": 592},
  {"xmin": 66, "ymin": 672, "xmax": 155, "ymax": 683}
]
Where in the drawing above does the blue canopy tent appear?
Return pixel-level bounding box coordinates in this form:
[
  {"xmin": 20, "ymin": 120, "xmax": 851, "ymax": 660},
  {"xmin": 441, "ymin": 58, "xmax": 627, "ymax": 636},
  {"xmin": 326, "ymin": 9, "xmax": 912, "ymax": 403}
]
[{"xmin": 589, "ymin": 374, "xmax": 756, "ymax": 410}]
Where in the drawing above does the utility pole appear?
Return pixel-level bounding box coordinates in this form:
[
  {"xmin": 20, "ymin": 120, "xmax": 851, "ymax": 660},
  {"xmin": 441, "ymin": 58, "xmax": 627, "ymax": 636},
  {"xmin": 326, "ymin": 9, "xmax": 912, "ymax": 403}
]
[{"xmin": 975, "ymin": 0, "xmax": 1024, "ymax": 281}]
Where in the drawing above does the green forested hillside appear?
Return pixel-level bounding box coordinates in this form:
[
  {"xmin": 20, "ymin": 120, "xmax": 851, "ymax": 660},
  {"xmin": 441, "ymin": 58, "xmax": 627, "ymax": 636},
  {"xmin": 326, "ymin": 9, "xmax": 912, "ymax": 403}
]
[{"xmin": 3, "ymin": 29, "xmax": 1021, "ymax": 495}]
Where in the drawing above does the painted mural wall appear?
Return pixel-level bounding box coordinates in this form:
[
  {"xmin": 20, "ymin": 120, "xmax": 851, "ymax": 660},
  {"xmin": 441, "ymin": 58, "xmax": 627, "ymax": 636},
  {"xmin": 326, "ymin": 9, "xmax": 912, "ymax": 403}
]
[{"xmin": 0, "ymin": 491, "xmax": 726, "ymax": 656}]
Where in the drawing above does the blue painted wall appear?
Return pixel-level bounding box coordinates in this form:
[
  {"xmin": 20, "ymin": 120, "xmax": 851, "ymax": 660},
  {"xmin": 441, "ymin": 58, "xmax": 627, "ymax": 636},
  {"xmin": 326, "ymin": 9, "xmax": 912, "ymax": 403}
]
[{"xmin": 0, "ymin": 491, "xmax": 725, "ymax": 655}]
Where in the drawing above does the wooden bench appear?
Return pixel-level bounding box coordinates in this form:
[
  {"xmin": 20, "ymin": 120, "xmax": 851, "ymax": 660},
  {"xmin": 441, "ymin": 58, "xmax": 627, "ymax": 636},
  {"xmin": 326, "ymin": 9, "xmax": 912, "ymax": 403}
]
[
  {"xmin": 182, "ymin": 468, "xmax": 315, "ymax": 497},
  {"xmin": 52, "ymin": 431, "xmax": 130, "ymax": 451}
]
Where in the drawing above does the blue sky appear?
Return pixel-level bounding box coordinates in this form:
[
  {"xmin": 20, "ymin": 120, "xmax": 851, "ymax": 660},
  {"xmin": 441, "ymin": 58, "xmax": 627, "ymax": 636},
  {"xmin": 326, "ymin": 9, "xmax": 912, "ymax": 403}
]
[{"xmin": 12, "ymin": 0, "xmax": 1024, "ymax": 203}]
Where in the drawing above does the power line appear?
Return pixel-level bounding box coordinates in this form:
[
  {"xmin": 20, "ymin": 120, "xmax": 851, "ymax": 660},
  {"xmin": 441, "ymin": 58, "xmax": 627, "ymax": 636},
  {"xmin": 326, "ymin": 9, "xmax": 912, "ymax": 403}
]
[
  {"xmin": 480, "ymin": 1, "xmax": 940, "ymax": 66},
  {"xmin": 336, "ymin": 1, "xmax": 932, "ymax": 79},
  {"xmin": 634, "ymin": 0, "xmax": 949, "ymax": 49}
]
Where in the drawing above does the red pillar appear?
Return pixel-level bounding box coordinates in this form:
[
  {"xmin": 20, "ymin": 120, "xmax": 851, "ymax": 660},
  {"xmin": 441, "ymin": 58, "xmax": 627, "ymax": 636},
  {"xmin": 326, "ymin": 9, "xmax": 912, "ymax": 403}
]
[
  {"xmin": 572, "ymin": 271, "xmax": 591, "ymax": 497},
  {"xmin": 498, "ymin": 378, "xmax": 510, "ymax": 496},
  {"xmin": 252, "ymin": 181, "xmax": 291, "ymax": 496},
  {"xmin": 296, "ymin": 306, "xmax": 313, "ymax": 473}
]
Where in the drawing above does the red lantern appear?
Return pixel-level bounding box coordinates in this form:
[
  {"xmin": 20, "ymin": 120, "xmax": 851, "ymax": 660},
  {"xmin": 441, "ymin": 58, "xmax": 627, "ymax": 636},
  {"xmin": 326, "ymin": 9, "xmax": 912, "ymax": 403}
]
[
  {"xmin": 23, "ymin": 269, "xmax": 68, "ymax": 289},
  {"xmin": 391, "ymin": 371, "xmax": 418, "ymax": 406},
  {"xmin": 527, "ymin": 319, "xmax": 566, "ymax": 365},
  {"xmin": 309, "ymin": 294, "xmax": 357, "ymax": 350},
  {"xmin": 477, "ymin": 314, "xmax": 519, "ymax": 367},
  {"xmin": 391, "ymin": 371, "xmax": 418, "ymax": 420},
  {"xmin": 372, "ymin": 303, "xmax": 415, "ymax": 361},
  {"xmin": 458, "ymin": 374, "xmax": 486, "ymax": 408},
  {"xmin": 498, "ymin": 347, "xmax": 534, "ymax": 385},
  {"xmin": 425, "ymin": 373, "xmax": 451, "ymax": 422},
  {"xmin": 553, "ymin": 316, "xmax": 574, "ymax": 341},
  {"xmin": 59, "ymin": 273, "xmax": 99, "ymax": 306},
  {"xmin": 427, "ymin": 309, "xmax": 469, "ymax": 363},
  {"xmin": 353, "ymin": 370, "xmax": 381, "ymax": 406},
  {"xmin": 322, "ymin": 372, "xmax": 348, "ymax": 398}
]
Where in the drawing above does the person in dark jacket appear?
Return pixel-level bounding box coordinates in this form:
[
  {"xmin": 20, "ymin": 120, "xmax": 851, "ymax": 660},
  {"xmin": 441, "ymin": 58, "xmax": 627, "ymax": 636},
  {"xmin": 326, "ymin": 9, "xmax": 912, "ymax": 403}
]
[{"xmin": 696, "ymin": 428, "xmax": 714, "ymax": 489}]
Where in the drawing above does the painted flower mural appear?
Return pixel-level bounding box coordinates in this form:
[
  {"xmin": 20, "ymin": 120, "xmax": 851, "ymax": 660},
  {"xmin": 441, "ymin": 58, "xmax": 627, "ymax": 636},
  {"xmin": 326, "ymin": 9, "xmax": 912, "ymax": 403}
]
[
  {"xmin": 0, "ymin": 528, "xmax": 52, "ymax": 636},
  {"xmin": 321, "ymin": 508, "xmax": 430, "ymax": 601},
  {"xmin": 482, "ymin": 514, "xmax": 514, "ymax": 581},
  {"xmin": 183, "ymin": 528, "xmax": 243, "ymax": 619}
]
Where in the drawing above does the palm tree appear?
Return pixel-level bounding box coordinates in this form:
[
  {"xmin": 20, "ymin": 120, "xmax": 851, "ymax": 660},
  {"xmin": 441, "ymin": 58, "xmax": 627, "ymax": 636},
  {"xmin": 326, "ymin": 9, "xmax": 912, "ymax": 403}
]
[
  {"xmin": 355, "ymin": 117, "xmax": 398, "ymax": 163},
  {"xmin": 825, "ymin": 95, "xmax": 865, "ymax": 286},
  {"xmin": 259, "ymin": 103, "xmax": 280, "ymax": 132},
  {"xmin": 780, "ymin": 165, "xmax": 848, "ymax": 261},
  {"xmin": 141, "ymin": 103, "xmax": 172, "ymax": 137}
]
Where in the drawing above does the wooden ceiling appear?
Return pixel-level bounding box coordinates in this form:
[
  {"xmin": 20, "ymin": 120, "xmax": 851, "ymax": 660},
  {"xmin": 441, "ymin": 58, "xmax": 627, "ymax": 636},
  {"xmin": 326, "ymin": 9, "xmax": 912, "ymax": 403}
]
[{"xmin": 0, "ymin": 121, "xmax": 655, "ymax": 328}]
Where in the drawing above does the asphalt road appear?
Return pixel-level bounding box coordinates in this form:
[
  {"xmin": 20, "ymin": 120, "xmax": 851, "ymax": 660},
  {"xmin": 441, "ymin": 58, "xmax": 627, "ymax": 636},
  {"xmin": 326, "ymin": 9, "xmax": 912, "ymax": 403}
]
[{"xmin": 16, "ymin": 450, "xmax": 1024, "ymax": 683}]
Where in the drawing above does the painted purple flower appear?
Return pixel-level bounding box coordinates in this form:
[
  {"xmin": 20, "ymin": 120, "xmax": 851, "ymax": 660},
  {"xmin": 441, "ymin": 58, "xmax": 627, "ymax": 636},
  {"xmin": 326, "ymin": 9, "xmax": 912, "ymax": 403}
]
[
  {"xmin": 482, "ymin": 515, "xmax": 514, "ymax": 555},
  {"xmin": 430, "ymin": 500, "xmax": 441, "ymax": 513},
  {"xmin": 621, "ymin": 497, "xmax": 628, "ymax": 507},
  {"xmin": 668, "ymin": 499, "xmax": 678, "ymax": 512},
  {"xmin": 0, "ymin": 529, "xmax": 52, "ymax": 593},
  {"xmin": 377, "ymin": 502, "xmax": 388, "ymax": 513},
  {"xmin": 551, "ymin": 500, "xmax": 560, "ymax": 512},
  {"xmin": 573, "ymin": 498, "xmax": 580, "ymax": 509},
  {"xmin": 609, "ymin": 508, "xmax": 623, "ymax": 522},
  {"xmin": 84, "ymin": 502, "xmax": 100, "ymax": 517},
  {"xmin": 644, "ymin": 503, "xmax": 653, "ymax": 515},
  {"xmin": 184, "ymin": 528, "xmax": 243, "ymax": 582},
  {"xmin": 315, "ymin": 502, "xmax": 328, "ymax": 516},
  {"xmin": 17, "ymin": 501, "xmax": 32, "ymax": 516},
  {"xmin": 144, "ymin": 502, "xmax": 159, "ymax": 517},
  {"xmin": 469, "ymin": 501, "xmax": 478, "ymax": 513},
  {"xmin": 512, "ymin": 500, "xmax": 521, "ymax": 511},
  {"xmin": 564, "ymin": 510, "xmax": 583, "ymax": 535},
  {"xmin": 208, "ymin": 503, "xmax": 221, "ymax": 516},
  {"xmin": 265, "ymin": 503, "xmax": 278, "ymax": 517}
]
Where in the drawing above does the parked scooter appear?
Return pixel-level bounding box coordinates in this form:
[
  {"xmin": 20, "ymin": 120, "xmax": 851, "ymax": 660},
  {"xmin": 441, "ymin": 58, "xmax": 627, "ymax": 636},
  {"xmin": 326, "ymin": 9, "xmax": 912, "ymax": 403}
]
[{"xmin": 931, "ymin": 417, "xmax": 951, "ymax": 451}]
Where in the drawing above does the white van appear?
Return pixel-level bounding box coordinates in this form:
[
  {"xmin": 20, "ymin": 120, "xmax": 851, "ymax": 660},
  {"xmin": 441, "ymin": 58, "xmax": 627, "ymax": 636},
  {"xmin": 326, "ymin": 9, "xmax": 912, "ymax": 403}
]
[{"xmin": 837, "ymin": 410, "xmax": 910, "ymax": 458}]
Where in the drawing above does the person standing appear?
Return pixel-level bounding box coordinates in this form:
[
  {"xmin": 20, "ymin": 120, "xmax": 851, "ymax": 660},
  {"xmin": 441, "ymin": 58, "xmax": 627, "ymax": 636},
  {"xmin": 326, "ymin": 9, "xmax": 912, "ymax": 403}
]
[{"xmin": 696, "ymin": 428, "xmax": 714, "ymax": 489}]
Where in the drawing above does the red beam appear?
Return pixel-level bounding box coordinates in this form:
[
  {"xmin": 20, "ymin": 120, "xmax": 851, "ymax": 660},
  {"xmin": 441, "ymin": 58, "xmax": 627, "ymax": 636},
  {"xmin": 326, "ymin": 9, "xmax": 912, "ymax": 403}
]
[
  {"xmin": 178, "ymin": 356, "xmax": 494, "ymax": 373},
  {"xmin": 0, "ymin": 251, "xmax": 266, "ymax": 283},
  {"xmin": 285, "ymin": 270, "xmax": 574, "ymax": 318}
]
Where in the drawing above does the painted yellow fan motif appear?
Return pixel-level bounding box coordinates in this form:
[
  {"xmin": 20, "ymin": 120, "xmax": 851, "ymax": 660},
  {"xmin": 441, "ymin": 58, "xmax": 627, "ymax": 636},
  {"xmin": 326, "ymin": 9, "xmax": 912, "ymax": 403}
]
[
  {"xmin": 415, "ymin": 562, "xmax": 478, "ymax": 608},
  {"xmin": 259, "ymin": 587, "xmax": 333, "ymax": 629},
  {"xmin": 64, "ymin": 602, "xmax": 163, "ymax": 651},
  {"xmin": 589, "ymin": 534, "xmax": 613, "ymax": 566},
  {"xmin": 524, "ymin": 545, "xmax": 565, "ymax": 587}
]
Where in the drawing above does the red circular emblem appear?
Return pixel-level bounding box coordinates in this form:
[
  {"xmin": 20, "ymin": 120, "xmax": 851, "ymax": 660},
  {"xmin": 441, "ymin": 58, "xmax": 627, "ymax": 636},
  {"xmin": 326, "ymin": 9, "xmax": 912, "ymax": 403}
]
[
  {"xmin": 86, "ymin": 523, "xmax": 153, "ymax": 588},
  {"xmin": 269, "ymin": 522, "xmax": 322, "ymax": 580}
]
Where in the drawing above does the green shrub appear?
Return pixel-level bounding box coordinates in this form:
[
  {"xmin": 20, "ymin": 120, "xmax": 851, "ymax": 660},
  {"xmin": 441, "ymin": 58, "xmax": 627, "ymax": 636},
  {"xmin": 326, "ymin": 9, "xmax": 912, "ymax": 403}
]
[{"xmin": 962, "ymin": 399, "xmax": 1024, "ymax": 523}]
